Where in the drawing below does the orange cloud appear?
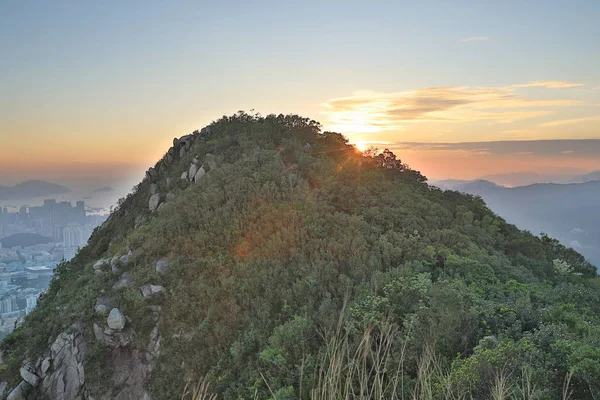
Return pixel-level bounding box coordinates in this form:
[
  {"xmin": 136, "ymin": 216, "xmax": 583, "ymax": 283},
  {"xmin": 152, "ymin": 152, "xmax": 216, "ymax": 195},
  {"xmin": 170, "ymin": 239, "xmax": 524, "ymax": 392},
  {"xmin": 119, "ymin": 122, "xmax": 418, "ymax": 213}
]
[
  {"xmin": 513, "ymin": 81, "xmax": 584, "ymax": 89},
  {"xmin": 539, "ymin": 116, "xmax": 600, "ymax": 127},
  {"xmin": 322, "ymin": 85, "xmax": 581, "ymax": 133}
]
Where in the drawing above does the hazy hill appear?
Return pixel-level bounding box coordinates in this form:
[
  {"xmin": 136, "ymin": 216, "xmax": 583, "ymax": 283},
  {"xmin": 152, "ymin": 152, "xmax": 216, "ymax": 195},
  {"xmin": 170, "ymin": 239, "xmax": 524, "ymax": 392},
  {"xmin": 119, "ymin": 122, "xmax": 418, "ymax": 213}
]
[
  {"xmin": 0, "ymin": 233, "xmax": 52, "ymax": 249},
  {"xmin": 474, "ymin": 170, "xmax": 600, "ymax": 187},
  {"xmin": 0, "ymin": 180, "xmax": 71, "ymax": 201},
  {"xmin": 439, "ymin": 180, "xmax": 600, "ymax": 267},
  {"xmin": 2, "ymin": 113, "xmax": 599, "ymax": 400}
]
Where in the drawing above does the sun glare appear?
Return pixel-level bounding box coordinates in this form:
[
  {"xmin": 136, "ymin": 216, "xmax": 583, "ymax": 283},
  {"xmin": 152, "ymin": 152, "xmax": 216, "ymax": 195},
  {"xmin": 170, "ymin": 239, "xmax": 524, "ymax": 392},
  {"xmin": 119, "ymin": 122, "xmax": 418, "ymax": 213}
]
[{"xmin": 354, "ymin": 141, "xmax": 368, "ymax": 152}]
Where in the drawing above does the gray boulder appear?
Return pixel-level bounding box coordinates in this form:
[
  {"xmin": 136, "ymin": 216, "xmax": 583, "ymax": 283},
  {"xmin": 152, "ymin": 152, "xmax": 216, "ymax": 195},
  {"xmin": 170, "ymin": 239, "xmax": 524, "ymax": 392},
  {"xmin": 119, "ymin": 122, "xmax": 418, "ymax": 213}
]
[
  {"xmin": 19, "ymin": 366, "xmax": 39, "ymax": 387},
  {"xmin": 146, "ymin": 167, "xmax": 157, "ymax": 181},
  {"xmin": 107, "ymin": 308, "xmax": 126, "ymax": 331},
  {"xmin": 150, "ymin": 183, "xmax": 158, "ymax": 195},
  {"xmin": 156, "ymin": 259, "xmax": 169, "ymax": 273},
  {"xmin": 179, "ymin": 146, "xmax": 186, "ymax": 158},
  {"xmin": 180, "ymin": 171, "xmax": 188, "ymax": 180},
  {"xmin": 92, "ymin": 259, "xmax": 110, "ymax": 270},
  {"xmin": 188, "ymin": 164, "xmax": 198, "ymax": 181},
  {"xmin": 179, "ymin": 134, "xmax": 192, "ymax": 144},
  {"xmin": 149, "ymin": 194, "xmax": 161, "ymax": 212},
  {"xmin": 0, "ymin": 381, "xmax": 6, "ymax": 398},
  {"xmin": 194, "ymin": 166, "xmax": 206, "ymax": 182},
  {"xmin": 119, "ymin": 255, "xmax": 129, "ymax": 265},
  {"xmin": 140, "ymin": 285, "xmax": 165, "ymax": 298}
]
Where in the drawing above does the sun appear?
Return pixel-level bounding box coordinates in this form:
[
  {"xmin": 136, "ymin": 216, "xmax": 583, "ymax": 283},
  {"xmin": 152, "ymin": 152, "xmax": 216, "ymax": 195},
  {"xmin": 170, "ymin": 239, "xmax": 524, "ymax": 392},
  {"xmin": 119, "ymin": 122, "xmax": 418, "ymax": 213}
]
[{"xmin": 354, "ymin": 141, "xmax": 368, "ymax": 152}]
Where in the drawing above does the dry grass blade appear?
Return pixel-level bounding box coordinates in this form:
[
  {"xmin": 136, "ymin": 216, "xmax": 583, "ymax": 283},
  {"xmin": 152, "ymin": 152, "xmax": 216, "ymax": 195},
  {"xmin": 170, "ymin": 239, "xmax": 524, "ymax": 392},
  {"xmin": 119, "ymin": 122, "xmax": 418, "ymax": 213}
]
[{"xmin": 181, "ymin": 376, "xmax": 218, "ymax": 400}]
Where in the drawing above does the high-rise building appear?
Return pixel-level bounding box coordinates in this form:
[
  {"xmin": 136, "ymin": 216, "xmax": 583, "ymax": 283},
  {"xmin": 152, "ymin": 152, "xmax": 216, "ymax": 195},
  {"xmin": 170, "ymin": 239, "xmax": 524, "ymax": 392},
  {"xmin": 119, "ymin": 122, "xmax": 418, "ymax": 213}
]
[{"xmin": 63, "ymin": 225, "xmax": 85, "ymax": 248}]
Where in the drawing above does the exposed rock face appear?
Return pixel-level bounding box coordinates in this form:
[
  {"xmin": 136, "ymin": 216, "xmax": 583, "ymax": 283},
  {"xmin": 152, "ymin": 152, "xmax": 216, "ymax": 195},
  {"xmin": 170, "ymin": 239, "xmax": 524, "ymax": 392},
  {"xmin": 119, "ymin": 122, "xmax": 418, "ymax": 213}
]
[
  {"xmin": 155, "ymin": 259, "xmax": 169, "ymax": 273},
  {"xmin": 150, "ymin": 183, "xmax": 158, "ymax": 195},
  {"xmin": 148, "ymin": 194, "xmax": 161, "ymax": 212},
  {"xmin": 107, "ymin": 308, "xmax": 126, "ymax": 331},
  {"xmin": 38, "ymin": 329, "xmax": 86, "ymax": 400},
  {"xmin": 180, "ymin": 171, "xmax": 188, "ymax": 180}
]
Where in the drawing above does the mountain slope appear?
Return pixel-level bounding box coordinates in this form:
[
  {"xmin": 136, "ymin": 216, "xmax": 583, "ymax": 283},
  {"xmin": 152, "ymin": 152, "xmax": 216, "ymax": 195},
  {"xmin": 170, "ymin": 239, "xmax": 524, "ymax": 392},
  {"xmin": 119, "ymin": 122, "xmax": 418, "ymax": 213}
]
[
  {"xmin": 451, "ymin": 180, "xmax": 600, "ymax": 267},
  {"xmin": 1, "ymin": 113, "xmax": 599, "ymax": 400},
  {"xmin": 0, "ymin": 180, "xmax": 71, "ymax": 201}
]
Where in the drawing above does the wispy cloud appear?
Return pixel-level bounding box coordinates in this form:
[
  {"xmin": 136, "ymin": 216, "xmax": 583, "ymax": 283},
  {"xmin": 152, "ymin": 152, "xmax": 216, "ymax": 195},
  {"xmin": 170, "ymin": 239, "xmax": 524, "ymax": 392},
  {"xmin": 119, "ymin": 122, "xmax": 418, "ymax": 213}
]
[
  {"xmin": 322, "ymin": 85, "xmax": 581, "ymax": 133},
  {"xmin": 390, "ymin": 140, "xmax": 600, "ymax": 157},
  {"xmin": 540, "ymin": 116, "xmax": 600, "ymax": 127},
  {"xmin": 459, "ymin": 36, "xmax": 490, "ymax": 42},
  {"xmin": 514, "ymin": 81, "xmax": 584, "ymax": 89}
]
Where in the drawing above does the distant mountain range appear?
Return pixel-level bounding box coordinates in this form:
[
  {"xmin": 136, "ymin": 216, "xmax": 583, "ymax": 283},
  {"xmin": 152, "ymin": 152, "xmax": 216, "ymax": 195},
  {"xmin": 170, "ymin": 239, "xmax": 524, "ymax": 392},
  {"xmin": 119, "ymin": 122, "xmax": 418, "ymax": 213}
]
[
  {"xmin": 476, "ymin": 170, "xmax": 600, "ymax": 187},
  {"xmin": 0, "ymin": 180, "xmax": 71, "ymax": 201},
  {"xmin": 432, "ymin": 178, "xmax": 600, "ymax": 267}
]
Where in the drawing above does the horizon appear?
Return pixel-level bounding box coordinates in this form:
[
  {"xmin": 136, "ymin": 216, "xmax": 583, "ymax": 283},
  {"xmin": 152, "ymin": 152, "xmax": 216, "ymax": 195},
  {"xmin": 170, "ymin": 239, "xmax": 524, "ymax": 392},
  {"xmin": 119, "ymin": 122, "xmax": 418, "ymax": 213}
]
[{"xmin": 2, "ymin": 1, "xmax": 600, "ymax": 185}]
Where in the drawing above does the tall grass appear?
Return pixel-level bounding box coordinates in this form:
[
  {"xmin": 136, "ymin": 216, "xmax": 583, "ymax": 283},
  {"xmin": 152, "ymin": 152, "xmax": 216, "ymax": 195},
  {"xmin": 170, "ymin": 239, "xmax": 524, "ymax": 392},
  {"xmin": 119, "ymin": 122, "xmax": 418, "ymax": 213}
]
[{"xmin": 181, "ymin": 376, "xmax": 217, "ymax": 400}]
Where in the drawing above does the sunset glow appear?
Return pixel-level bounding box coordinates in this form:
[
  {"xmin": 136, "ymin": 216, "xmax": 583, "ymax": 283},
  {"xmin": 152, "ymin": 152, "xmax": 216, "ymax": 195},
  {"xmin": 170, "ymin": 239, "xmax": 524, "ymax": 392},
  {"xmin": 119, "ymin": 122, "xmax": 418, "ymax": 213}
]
[{"xmin": 1, "ymin": 1, "xmax": 599, "ymax": 185}]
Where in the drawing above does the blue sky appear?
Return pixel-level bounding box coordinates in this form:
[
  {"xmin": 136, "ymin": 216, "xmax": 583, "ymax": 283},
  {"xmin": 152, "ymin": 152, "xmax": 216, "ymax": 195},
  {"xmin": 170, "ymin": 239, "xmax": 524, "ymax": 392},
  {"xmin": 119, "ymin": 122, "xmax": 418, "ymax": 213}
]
[{"xmin": 1, "ymin": 0, "xmax": 599, "ymax": 182}]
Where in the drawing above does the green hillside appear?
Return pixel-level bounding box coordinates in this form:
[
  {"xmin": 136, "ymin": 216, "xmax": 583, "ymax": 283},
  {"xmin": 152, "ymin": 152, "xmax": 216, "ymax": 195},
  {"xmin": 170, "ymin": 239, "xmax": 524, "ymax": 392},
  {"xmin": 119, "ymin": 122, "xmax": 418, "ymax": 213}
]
[{"xmin": 1, "ymin": 112, "xmax": 599, "ymax": 399}]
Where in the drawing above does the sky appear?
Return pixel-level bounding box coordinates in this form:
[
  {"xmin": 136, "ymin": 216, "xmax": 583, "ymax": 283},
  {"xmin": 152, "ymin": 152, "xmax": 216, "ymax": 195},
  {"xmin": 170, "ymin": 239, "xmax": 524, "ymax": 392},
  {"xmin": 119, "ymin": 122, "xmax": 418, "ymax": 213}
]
[{"xmin": 1, "ymin": 0, "xmax": 600, "ymax": 186}]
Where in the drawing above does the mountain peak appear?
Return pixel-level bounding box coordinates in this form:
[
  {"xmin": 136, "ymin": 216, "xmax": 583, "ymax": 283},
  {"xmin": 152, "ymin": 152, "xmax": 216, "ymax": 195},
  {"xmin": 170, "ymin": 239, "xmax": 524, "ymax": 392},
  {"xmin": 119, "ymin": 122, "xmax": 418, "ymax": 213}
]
[{"xmin": 1, "ymin": 113, "xmax": 597, "ymax": 400}]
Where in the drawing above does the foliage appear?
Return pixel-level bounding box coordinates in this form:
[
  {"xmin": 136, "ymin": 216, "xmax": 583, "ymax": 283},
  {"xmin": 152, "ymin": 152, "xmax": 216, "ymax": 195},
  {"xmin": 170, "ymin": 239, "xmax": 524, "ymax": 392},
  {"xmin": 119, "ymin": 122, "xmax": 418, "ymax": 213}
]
[{"xmin": 1, "ymin": 112, "xmax": 599, "ymax": 399}]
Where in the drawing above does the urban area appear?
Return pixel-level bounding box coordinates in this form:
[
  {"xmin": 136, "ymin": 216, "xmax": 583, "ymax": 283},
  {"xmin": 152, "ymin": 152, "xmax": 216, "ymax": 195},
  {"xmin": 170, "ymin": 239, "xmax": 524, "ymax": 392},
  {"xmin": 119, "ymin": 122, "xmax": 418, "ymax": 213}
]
[{"xmin": 0, "ymin": 199, "xmax": 107, "ymax": 338}]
